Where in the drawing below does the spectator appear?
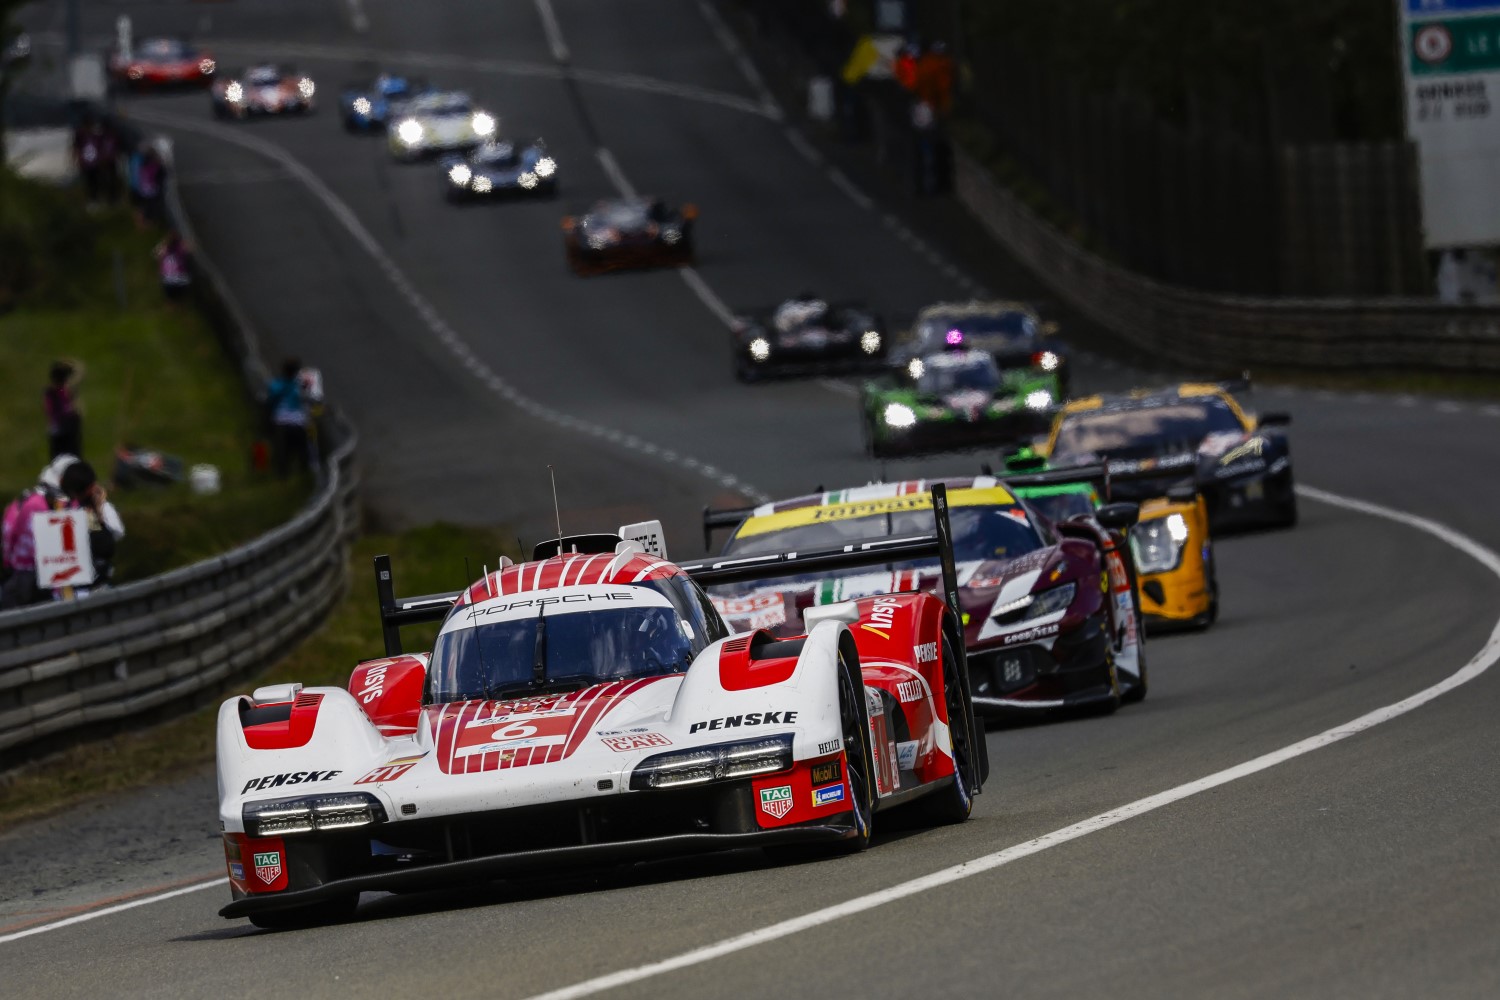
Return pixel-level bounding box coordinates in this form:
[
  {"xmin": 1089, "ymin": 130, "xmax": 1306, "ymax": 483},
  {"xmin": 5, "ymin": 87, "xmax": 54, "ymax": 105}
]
[
  {"xmin": 266, "ymin": 358, "xmax": 310, "ymax": 477},
  {"xmin": 133, "ymin": 143, "xmax": 167, "ymax": 227},
  {"xmin": 56, "ymin": 460, "xmax": 125, "ymax": 598},
  {"xmin": 916, "ymin": 42, "xmax": 955, "ymax": 116},
  {"xmin": 43, "ymin": 360, "xmax": 84, "ymax": 460},
  {"xmin": 155, "ymin": 231, "xmax": 192, "ymax": 300},
  {"xmin": 893, "ymin": 43, "xmax": 920, "ymax": 91},
  {"xmin": 0, "ymin": 456, "xmax": 73, "ymax": 610},
  {"xmin": 73, "ymin": 115, "xmax": 110, "ymax": 204}
]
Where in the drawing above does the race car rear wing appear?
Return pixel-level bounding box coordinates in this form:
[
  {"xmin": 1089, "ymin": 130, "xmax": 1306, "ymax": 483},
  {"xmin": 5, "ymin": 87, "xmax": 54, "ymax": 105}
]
[
  {"xmin": 375, "ymin": 485, "xmax": 969, "ymax": 665},
  {"xmin": 1000, "ymin": 463, "xmax": 1109, "ymax": 494},
  {"xmin": 702, "ymin": 504, "xmax": 757, "ymax": 549}
]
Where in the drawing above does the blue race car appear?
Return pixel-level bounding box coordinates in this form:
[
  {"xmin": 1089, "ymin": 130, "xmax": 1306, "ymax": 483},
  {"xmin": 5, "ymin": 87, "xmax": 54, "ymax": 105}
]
[
  {"xmin": 338, "ymin": 73, "xmax": 430, "ymax": 132},
  {"xmin": 440, "ymin": 139, "xmax": 559, "ymax": 201}
]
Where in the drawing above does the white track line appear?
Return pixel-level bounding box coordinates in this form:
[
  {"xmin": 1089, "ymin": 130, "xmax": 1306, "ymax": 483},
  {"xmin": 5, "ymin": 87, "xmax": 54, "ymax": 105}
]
[
  {"xmin": 130, "ymin": 111, "xmax": 767, "ymax": 503},
  {"xmin": 677, "ymin": 267, "xmax": 737, "ymax": 328},
  {"xmin": 0, "ymin": 879, "xmax": 225, "ymax": 945},
  {"xmin": 533, "ymin": 0, "xmax": 571, "ymax": 64},
  {"xmin": 518, "ymin": 485, "xmax": 1500, "ymax": 1000},
  {"xmin": 593, "ymin": 148, "xmax": 637, "ymax": 200}
]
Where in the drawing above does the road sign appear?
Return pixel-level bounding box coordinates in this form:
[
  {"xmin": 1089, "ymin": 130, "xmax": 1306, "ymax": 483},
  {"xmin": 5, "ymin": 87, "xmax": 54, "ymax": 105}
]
[
  {"xmin": 1401, "ymin": 0, "xmax": 1500, "ymax": 247},
  {"xmin": 33, "ymin": 509, "xmax": 95, "ymax": 589}
]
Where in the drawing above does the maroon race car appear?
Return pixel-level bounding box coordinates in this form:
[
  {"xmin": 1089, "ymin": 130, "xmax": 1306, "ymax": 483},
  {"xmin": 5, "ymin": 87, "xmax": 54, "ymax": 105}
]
[
  {"xmin": 704, "ymin": 475, "xmax": 1147, "ymax": 715},
  {"xmin": 110, "ymin": 37, "xmax": 215, "ymax": 89}
]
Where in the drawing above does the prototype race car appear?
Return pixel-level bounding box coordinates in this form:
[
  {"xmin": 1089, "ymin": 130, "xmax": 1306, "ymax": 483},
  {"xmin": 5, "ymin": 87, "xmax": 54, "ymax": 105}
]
[
  {"xmin": 215, "ymin": 492, "xmax": 985, "ymax": 927},
  {"xmin": 388, "ymin": 91, "xmax": 497, "ymax": 161},
  {"xmin": 211, "ymin": 64, "xmax": 316, "ymax": 119},
  {"xmin": 704, "ymin": 477, "xmax": 1145, "ymax": 716},
  {"xmin": 861, "ymin": 350, "xmax": 1057, "ymax": 458},
  {"xmin": 731, "ymin": 295, "xmax": 885, "ymax": 382},
  {"xmin": 338, "ymin": 73, "xmax": 430, "ymax": 132},
  {"xmin": 110, "ymin": 37, "xmax": 215, "ymax": 89},
  {"xmin": 1003, "ymin": 454, "xmax": 1217, "ymax": 630},
  {"xmin": 441, "ymin": 139, "xmax": 558, "ymax": 200},
  {"xmin": 909, "ymin": 300, "xmax": 1070, "ymax": 398},
  {"xmin": 1043, "ymin": 379, "xmax": 1295, "ymax": 530},
  {"xmin": 562, "ymin": 197, "xmax": 696, "ymax": 275}
]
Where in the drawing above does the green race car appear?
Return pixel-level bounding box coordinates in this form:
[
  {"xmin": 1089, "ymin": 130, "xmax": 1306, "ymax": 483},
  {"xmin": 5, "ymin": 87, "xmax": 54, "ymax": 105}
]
[{"xmin": 860, "ymin": 349, "xmax": 1058, "ymax": 458}]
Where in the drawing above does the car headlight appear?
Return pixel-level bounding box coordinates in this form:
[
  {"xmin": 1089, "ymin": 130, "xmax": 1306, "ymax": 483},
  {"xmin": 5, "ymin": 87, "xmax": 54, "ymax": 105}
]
[
  {"xmin": 225, "ymin": 81, "xmax": 244, "ymax": 103},
  {"xmin": 243, "ymin": 792, "xmax": 387, "ymax": 837},
  {"xmin": 199, "ymin": 58, "xmax": 216, "ymax": 75},
  {"xmin": 1037, "ymin": 350, "xmax": 1060, "ymax": 372},
  {"xmin": 884, "ymin": 402, "xmax": 917, "ymax": 429},
  {"xmin": 472, "ymin": 175, "xmax": 493, "ymax": 193},
  {"xmin": 629, "ymin": 735, "xmax": 793, "ymax": 790},
  {"xmin": 992, "ymin": 581, "xmax": 1075, "ymax": 625},
  {"xmin": 396, "ymin": 118, "xmax": 423, "ymax": 145},
  {"xmin": 860, "ymin": 330, "xmax": 882, "ymax": 354},
  {"xmin": 1025, "ymin": 389, "xmax": 1053, "ymax": 411},
  {"xmin": 298, "ymin": 77, "xmax": 315, "ymax": 98},
  {"xmin": 353, "ymin": 96, "xmax": 372, "ymax": 117},
  {"xmin": 749, "ymin": 336, "xmax": 771, "ymax": 361},
  {"xmin": 448, "ymin": 163, "xmax": 472, "ymax": 186},
  {"xmin": 1131, "ymin": 513, "xmax": 1189, "ymax": 574},
  {"xmin": 471, "ymin": 111, "xmax": 496, "ymax": 136},
  {"xmin": 534, "ymin": 156, "xmax": 556, "ymax": 178},
  {"xmin": 518, "ymin": 171, "xmax": 539, "ymax": 189},
  {"xmin": 906, "ymin": 358, "xmax": 925, "ymax": 379}
]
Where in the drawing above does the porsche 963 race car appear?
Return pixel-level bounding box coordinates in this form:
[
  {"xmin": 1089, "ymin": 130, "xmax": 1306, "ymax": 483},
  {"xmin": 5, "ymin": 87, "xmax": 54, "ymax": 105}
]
[
  {"xmin": 216, "ymin": 488, "xmax": 985, "ymax": 927},
  {"xmin": 562, "ymin": 197, "xmax": 697, "ymax": 275},
  {"xmin": 388, "ymin": 91, "xmax": 497, "ymax": 161},
  {"xmin": 441, "ymin": 139, "xmax": 558, "ymax": 200},
  {"xmin": 211, "ymin": 64, "xmax": 316, "ymax": 119},
  {"xmin": 731, "ymin": 294, "xmax": 886, "ymax": 381},
  {"xmin": 110, "ymin": 37, "xmax": 215, "ymax": 89}
]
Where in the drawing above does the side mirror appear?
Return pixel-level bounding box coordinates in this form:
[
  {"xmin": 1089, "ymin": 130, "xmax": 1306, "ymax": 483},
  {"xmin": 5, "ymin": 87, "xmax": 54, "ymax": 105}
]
[
  {"xmin": 1095, "ymin": 502, "xmax": 1140, "ymax": 531},
  {"xmin": 1257, "ymin": 412, "xmax": 1292, "ymax": 429}
]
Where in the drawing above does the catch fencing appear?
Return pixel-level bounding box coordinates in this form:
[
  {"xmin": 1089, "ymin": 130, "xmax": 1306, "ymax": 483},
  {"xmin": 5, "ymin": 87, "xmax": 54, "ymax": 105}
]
[{"xmin": 0, "ymin": 106, "xmax": 359, "ymax": 767}]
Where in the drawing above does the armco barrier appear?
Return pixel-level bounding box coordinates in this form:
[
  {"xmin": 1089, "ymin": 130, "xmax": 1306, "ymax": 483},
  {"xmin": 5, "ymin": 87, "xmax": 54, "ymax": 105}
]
[
  {"xmin": 954, "ymin": 147, "xmax": 1500, "ymax": 374},
  {"xmin": 0, "ymin": 117, "xmax": 360, "ymax": 768}
]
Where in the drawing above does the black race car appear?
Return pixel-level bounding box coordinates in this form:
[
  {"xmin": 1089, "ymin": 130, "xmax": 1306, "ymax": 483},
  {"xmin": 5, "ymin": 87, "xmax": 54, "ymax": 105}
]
[
  {"xmin": 1043, "ymin": 379, "xmax": 1296, "ymax": 530},
  {"xmin": 441, "ymin": 139, "xmax": 558, "ymax": 201},
  {"xmin": 732, "ymin": 294, "xmax": 885, "ymax": 381},
  {"xmin": 562, "ymin": 197, "xmax": 695, "ymax": 275},
  {"xmin": 910, "ymin": 300, "xmax": 1072, "ymax": 399}
]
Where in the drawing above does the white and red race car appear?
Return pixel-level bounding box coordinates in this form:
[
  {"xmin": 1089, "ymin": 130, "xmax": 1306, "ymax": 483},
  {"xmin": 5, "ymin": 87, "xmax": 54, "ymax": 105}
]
[{"xmin": 216, "ymin": 488, "xmax": 988, "ymax": 927}]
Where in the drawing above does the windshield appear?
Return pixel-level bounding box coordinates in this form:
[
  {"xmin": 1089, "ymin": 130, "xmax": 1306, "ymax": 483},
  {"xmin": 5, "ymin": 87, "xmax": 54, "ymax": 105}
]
[
  {"xmin": 139, "ymin": 39, "xmax": 188, "ymax": 59},
  {"xmin": 246, "ymin": 66, "xmax": 282, "ymax": 84},
  {"xmin": 1019, "ymin": 490, "xmax": 1096, "ymax": 524},
  {"xmin": 427, "ymin": 579, "xmax": 721, "ymax": 703},
  {"xmin": 916, "ymin": 355, "xmax": 1001, "ymax": 396},
  {"xmin": 474, "ymin": 142, "xmax": 520, "ymax": 166},
  {"xmin": 589, "ymin": 200, "xmax": 651, "ymax": 230},
  {"xmin": 418, "ymin": 95, "xmax": 472, "ymax": 117},
  {"xmin": 724, "ymin": 504, "xmax": 1042, "ymax": 565},
  {"xmin": 1052, "ymin": 400, "xmax": 1243, "ymax": 461},
  {"xmin": 918, "ymin": 311, "xmax": 1037, "ymax": 346}
]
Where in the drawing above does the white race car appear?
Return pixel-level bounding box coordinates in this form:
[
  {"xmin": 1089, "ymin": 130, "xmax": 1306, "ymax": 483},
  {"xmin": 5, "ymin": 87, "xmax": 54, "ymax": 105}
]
[
  {"xmin": 386, "ymin": 90, "xmax": 496, "ymax": 161},
  {"xmin": 215, "ymin": 490, "xmax": 987, "ymax": 927}
]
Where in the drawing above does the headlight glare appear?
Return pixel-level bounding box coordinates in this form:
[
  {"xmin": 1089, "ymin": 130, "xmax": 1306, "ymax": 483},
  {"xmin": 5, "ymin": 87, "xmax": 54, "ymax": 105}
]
[
  {"xmin": 749, "ymin": 337, "xmax": 771, "ymax": 362},
  {"xmin": 1132, "ymin": 514, "xmax": 1189, "ymax": 573},
  {"xmin": 1038, "ymin": 350, "xmax": 1060, "ymax": 372},
  {"xmin": 396, "ymin": 118, "xmax": 423, "ymax": 145},
  {"xmin": 884, "ymin": 402, "xmax": 917, "ymax": 429},
  {"xmin": 860, "ymin": 330, "xmax": 882, "ymax": 354},
  {"xmin": 225, "ymin": 81, "xmax": 244, "ymax": 103},
  {"xmin": 199, "ymin": 59, "xmax": 216, "ymax": 75},
  {"xmin": 534, "ymin": 156, "xmax": 556, "ymax": 178},
  {"xmin": 630, "ymin": 735, "xmax": 793, "ymax": 790},
  {"xmin": 1025, "ymin": 389, "xmax": 1054, "ymax": 411},
  {"xmin": 353, "ymin": 96, "xmax": 372, "ymax": 117},
  {"xmin": 471, "ymin": 111, "xmax": 496, "ymax": 135},
  {"xmin": 298, "ymin": 77, "xmax": 315, "ymax": 98},
  {"xmin": 906, "ymin": 358, "xmax": 925, "ymax": 379},
  {"xmin": 448, "ymin": 163, "xmax": 472, "ymax": 186}
]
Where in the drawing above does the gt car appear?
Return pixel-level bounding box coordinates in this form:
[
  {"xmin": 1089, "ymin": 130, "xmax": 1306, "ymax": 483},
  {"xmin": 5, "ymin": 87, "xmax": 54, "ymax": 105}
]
[
  {"xmin": 110, "ymin": 37, "xmax": 215, "ymax": 89},
  {"xmin": 861, "ymin": 350, "xmax": 1057, "ymax": 458},
  {"xmin": 211, "ymin": 64, "xmax": 316, "ymax": 119},
  {"xmin": 215, "ymin": 494, "xmax": 986, "ymax": 927},
  {"xmin": 388, "ymin": 91, "xmax": 497, "ymax": 161},
  {"xmin": 441, "ymin": 139, "xmax": 558, "ymax": 200},
  {"xmin": 909, "ymin": 300, "xmax": 1070, "ymax": 398},
  {"xmin": 1043, "ymin": 379, "xmax": 1295, "ymax": 530},
  {"xmin": 732, "ymin": 294, "xmax": 886, "ymax": 382},
  {"xmin": 1002, "ymin": 455, "xmax": 1217, "ymax": 630},
  {"xmin": 338, "ymin": 73, "xmax": 430, "ymax": 132},
  {"xmin": 703, "ymin": 477, "xmax": 1146, "ymax": 716},
  {"xmin": 562, "ymin": 197, "xmax": 696, "ymax": 275}
]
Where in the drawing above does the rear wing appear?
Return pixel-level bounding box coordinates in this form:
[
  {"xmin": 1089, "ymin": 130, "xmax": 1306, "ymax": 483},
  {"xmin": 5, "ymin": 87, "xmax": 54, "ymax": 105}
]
[
  {"xmin": 702, "ymin": 504, "xmax": 757, "ymax": 550},
  {"xmin": 376, "ymin": 485, "xmax": 969, "ymax": 666},
  {"xmin": 1001, "ymin": 463, "xmax": 1109, "ymax": 494}
]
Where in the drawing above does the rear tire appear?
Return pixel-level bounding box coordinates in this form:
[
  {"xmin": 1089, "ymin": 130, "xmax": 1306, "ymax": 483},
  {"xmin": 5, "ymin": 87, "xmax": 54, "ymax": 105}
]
[
  {"xmin": 1121, "ymin": 638, "xmax": 1149, "ymax": 704},
  {"xmin": 915, "ymin": 639, "xmax": 978, "ymax": 825},
  {"xmin": 247, "ymin": 893, "xmax": 357, "ymax": 930}
]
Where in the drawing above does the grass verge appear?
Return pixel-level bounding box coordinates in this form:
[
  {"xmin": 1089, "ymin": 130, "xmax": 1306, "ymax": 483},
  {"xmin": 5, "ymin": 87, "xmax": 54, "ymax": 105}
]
[
  {"xmin": 0, "ymin": 172, "xmax": 306, "ymax": 582},
  {"xmin": 0, "ymin": 522, "xmax": 514, "ymax": 831}
]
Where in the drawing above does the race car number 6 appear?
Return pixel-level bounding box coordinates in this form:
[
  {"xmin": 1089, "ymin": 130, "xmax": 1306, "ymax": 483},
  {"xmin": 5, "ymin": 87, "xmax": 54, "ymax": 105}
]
[{"xmin": 488, "ymin": 722, "xmax": 540, "ymax": 741}]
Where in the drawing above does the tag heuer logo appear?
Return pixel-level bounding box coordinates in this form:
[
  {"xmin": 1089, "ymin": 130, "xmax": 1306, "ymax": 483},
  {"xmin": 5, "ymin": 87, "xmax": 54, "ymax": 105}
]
[
  {"xmin": 253, "ymin": 850, "xmax": 283, "ymax": 885},
  {"xmin": 759, "ymin": 784, "xmax": 793, "ymax": 819}
]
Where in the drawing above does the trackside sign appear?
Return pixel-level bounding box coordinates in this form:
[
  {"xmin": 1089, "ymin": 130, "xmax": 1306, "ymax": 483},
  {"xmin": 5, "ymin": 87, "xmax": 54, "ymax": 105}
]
[
  {"xmin": 1401, "ymin": 0, "xmax": 1500, "ymax": 246},
  {"xmin": 33, "ymin": 510, "xmax": 95, "ymax": 589}
]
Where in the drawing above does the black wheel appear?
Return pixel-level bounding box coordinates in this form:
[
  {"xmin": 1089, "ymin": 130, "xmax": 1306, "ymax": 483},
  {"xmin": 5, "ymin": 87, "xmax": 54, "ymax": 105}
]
[
  {"xmin": 915, "ymin": 638, "xmax": 978, "ymax": 825},
  {"xmin": 248, "ymin": 893, "xmax": 357, "ymax": 930},
  {"xmin": 765, "ymin": 651, "xmax": 873, "ymax": 862}
]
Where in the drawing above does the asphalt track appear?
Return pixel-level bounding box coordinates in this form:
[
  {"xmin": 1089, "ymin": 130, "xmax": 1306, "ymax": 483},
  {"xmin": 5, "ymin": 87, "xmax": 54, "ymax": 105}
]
[{"xmin": 5, "ymin": 2, "xmax": 1500, "ymax": 997}]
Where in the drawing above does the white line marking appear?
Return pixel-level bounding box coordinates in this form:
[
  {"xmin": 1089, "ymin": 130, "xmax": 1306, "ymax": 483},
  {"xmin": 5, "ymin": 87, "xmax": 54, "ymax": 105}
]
[
  {"xmin": 130, "ymin": 110, "xmax": 766, "ymax": 503},
  {"xmin": 518, "ymin": 484, "xmax": 1500, "ymax": 1000},
  {"xmin": 695, "ymin": 0, "xmax": 777, "ymax": 109},
  {"xmin": 533, "ymin": 0, "xmax": 571, "ymax": 63},
  {"xmin": 825, "ymin": 167, "xmax": 874, "ymax": 211},
  {"xmin": 783, "ymin": 128, "xmax": 822, "ymax": 166},
  {"xmin": 594, "ymin": 148, "xmax": 637, "ymax": 199},
  {"xmin": 1435, "ymin": 400, "xmax": 1465, "ymax": 414},
  {"xmin": 0, "ymin": 879, "xmax": 224, "ymax": 945},
  {"xmin": 344, "ymin": 0, "xmax": 369, "ymax": 33},
  {"xmin": 677, "ymin": 267, "xmax": 737, "ymax": 328}
]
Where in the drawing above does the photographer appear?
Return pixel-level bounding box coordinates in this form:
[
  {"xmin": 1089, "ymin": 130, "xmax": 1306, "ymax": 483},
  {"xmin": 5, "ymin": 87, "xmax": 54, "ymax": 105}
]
[{"xmin": 55, "ymin": 460, "xmax": 125, "ymax": 599}]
